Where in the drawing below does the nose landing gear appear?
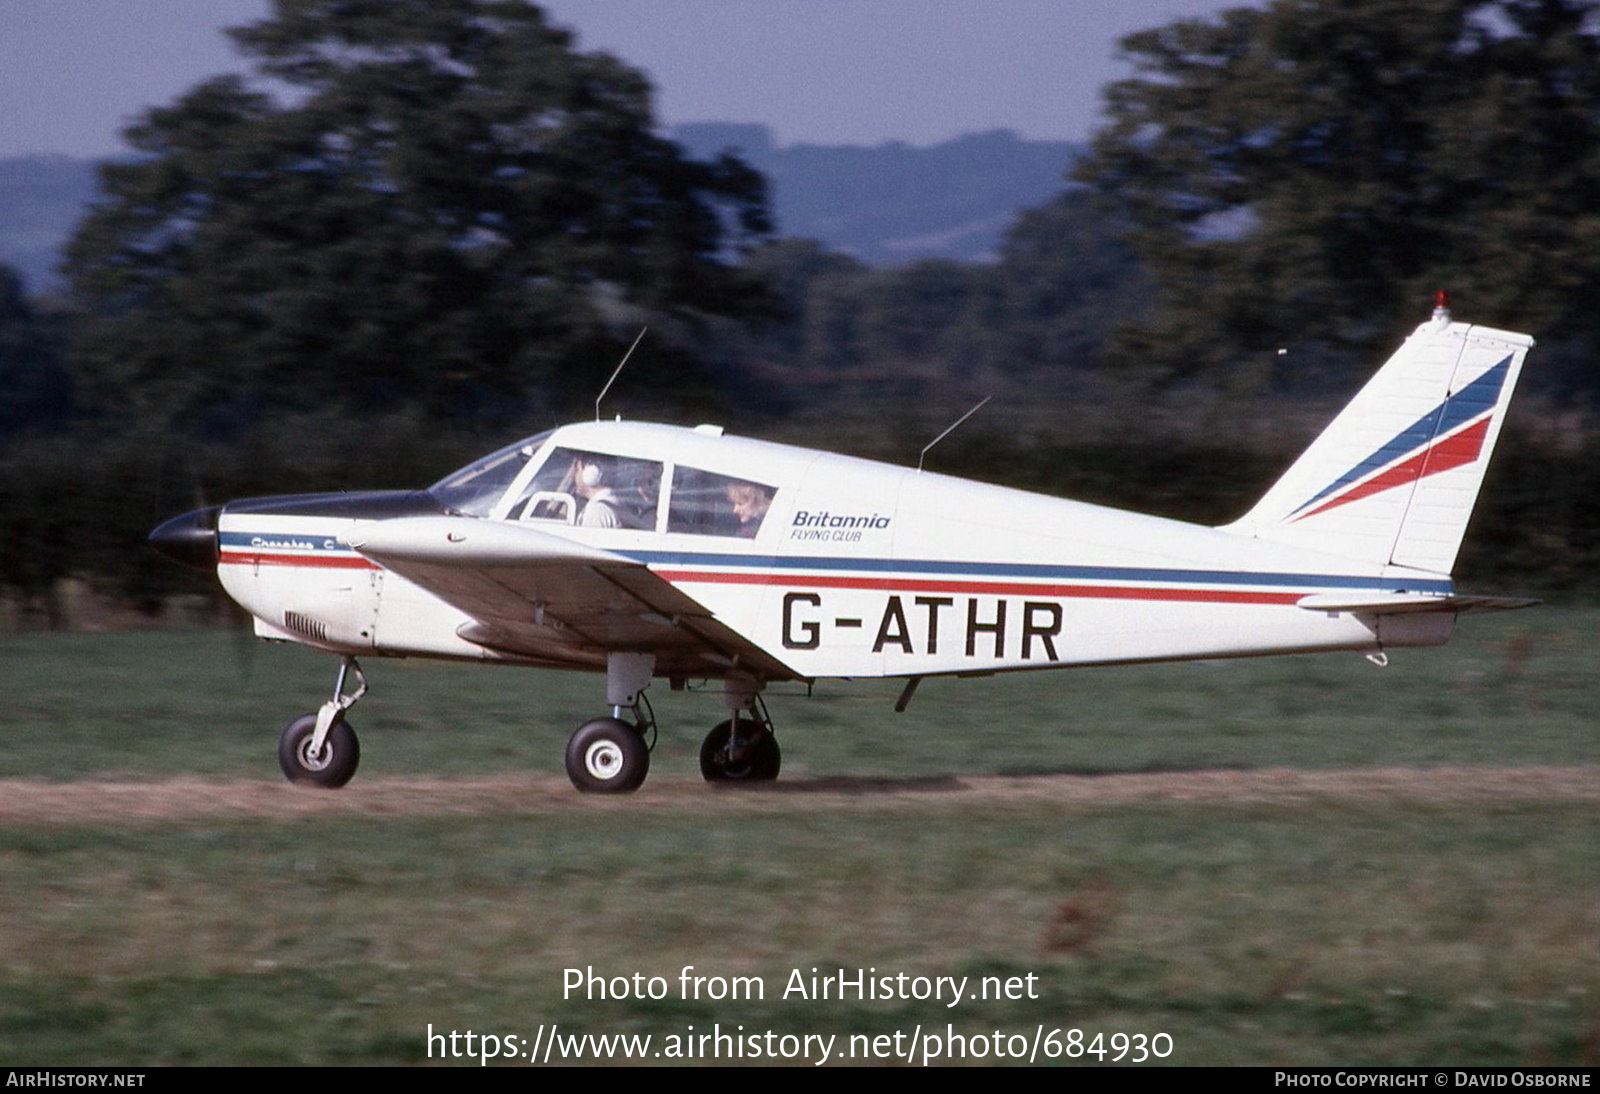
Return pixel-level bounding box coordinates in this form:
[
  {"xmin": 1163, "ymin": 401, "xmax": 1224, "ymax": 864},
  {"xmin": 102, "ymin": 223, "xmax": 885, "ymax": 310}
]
[{"xmin": 278, "ymin": 656, "xmax": 365, "ymax": 788}]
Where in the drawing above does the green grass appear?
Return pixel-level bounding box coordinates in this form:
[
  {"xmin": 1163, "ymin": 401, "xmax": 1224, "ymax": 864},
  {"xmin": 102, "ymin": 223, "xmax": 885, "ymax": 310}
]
[
  {"xmin": 0, "ymin": 806, "xmax": 1593, "ymax": 1065},
  {"xmin": 0, "ymin": 611, "xmax": 1595, "ymax": 1065}
]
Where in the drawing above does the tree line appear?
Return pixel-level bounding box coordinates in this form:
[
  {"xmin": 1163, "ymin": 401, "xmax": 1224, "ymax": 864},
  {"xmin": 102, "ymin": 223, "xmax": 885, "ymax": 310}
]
[{"xmin": 3, "ymin": 0, "xmax": 1598, "ymax": 624}]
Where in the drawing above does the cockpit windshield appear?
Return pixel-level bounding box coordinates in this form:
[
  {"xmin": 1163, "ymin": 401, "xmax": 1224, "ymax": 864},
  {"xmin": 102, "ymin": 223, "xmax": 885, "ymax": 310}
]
[{"xmin": 428, "ymin": 430, "xmax": 555, "ymax": 517}]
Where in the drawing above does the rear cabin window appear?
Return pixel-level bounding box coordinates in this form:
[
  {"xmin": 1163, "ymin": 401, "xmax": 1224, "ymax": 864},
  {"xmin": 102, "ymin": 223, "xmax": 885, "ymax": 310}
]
[{"xmin": 668, "ymin": 468, "xmax": 776, "ymax": 538}]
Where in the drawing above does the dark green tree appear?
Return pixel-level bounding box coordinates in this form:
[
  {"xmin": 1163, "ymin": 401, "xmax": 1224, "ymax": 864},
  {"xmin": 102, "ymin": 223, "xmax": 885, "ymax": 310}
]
[
  {"xmin": 1075, "ymin": 0, "xmax": 1600, "ymax": 388},
  {"xmin": 64, "ymin": 0, "xmax": 771, "ymax": 433},
  {"xmin": 0, "ymin": 265, "xmax": 71, "ymax": 442},
  {"xmin": 990, "ymin": 187, "xmax": 1147, "ymax": 374}
]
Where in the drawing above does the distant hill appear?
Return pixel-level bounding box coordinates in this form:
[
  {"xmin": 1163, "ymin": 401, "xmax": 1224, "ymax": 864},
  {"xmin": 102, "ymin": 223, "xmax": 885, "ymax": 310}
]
[
  {"xmin": 0, "ymin": 127, "xmax": 1077, "ymax": 292},
  {"xmin": 673, "ymin": 124, "xmax": 1078, "ymax": 265},
  {"xmin": 0, "ymin": 156, "xmax": 100, "ymax": 292}
]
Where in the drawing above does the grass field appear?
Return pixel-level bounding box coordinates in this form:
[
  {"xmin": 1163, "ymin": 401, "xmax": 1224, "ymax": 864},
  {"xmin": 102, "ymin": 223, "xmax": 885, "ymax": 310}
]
[{"xmin": 0, "ymin": 610, "xmax": 1595, "ymax": 1065}]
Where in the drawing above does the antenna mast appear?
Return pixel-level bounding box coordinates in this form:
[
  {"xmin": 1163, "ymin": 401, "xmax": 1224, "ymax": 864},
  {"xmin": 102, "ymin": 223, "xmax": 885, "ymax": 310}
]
[
  {"xmin": 595, "ymin": 328, "xmax": 648, "ymax": 422},
  {"xmin": 918, "ymin": 396, "xmax": 991, "ymax": 472}
]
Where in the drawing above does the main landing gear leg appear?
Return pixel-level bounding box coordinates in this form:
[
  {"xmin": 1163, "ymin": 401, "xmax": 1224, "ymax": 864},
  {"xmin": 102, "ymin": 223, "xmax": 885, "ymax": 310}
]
[
  {"xmin": 700, "ymin": 678, "xmax": 780, "ymax": 783},
  {"xmin": 278, "ymin": 655, "xmax": 365, "ymax": 788},
  {"xmin": 565, "ymin": 652, "xmax": 656, "ymax": 793}
]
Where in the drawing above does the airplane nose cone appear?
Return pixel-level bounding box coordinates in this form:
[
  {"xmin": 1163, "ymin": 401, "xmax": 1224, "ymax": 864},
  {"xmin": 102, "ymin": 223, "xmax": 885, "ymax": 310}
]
[{"xmin": 148, "ymin": 506, "xmax": 222, "ymax": 570}]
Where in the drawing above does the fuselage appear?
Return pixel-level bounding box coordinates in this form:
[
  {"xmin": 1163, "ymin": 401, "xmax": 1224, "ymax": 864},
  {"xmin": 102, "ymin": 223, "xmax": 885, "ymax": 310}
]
[{"xmin": 190, "ymin": 420, "xmax": 1454, "ymax": 683}]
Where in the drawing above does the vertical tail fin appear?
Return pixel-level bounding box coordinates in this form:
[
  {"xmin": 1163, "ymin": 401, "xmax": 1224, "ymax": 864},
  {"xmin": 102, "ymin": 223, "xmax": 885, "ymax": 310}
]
[{"xmin": 1221, "ymin": 311, "xmax": 1533, "ymax": 575}]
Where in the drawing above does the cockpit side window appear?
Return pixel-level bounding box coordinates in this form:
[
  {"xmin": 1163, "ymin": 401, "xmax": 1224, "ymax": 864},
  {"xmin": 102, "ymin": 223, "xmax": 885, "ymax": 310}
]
[
  {"xmin": 668, "ymin": 467, "xmax": 776, "ymax": 538},
  {"xmin": 428, "ymin": 430, "xmax": 554, "ymax": 517},
  {"xmin": 507, "ymin": 447, "xmax": 662, "ymax": 530}
]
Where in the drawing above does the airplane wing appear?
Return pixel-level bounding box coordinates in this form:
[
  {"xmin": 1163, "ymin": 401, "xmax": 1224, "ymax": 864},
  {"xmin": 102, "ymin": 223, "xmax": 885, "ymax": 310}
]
[{"xmin": 344, "ymin": 516, "xmax": 803, "ymax": 681}]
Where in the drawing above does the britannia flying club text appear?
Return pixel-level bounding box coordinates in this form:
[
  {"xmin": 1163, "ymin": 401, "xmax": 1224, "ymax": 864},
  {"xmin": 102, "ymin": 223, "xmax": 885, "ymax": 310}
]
[
  {"xmin": 787, "ymin": 510, "xmax": 892, "ymax": 543},
  {"xmin": 782, "ymin": 591, "xmax": 1064, "ymax": 661}
]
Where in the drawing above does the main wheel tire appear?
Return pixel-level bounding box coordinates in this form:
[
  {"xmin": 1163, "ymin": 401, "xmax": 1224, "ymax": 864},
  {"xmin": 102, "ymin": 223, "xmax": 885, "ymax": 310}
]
[
  {"xmin": 700, "ymin": 718, "xmax": 781, "ymax": 782},
  {"xmin": 565, "ymin": 718, "xmax": 650, "ymax": 793},
  {"xmin": 278, "ymin": 712, "xmax": 360, "ymax": 788}
]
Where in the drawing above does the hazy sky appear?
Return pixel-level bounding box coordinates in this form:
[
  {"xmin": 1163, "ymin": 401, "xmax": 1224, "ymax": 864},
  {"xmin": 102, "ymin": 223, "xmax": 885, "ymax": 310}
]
[{"xmin": 0, "ymin": 0, "xmax": 1241, "ymax": 159}]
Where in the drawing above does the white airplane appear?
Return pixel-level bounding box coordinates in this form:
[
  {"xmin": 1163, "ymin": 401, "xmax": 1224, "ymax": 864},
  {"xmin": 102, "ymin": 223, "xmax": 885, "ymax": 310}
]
[{"xmin": 150, "ymin": 299, "xmax": 1536, "ymax": 793}]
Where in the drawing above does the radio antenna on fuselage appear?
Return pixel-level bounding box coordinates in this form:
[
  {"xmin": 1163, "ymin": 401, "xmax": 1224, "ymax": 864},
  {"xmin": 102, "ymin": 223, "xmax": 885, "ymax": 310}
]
[
  {"xmin": 918, "ymin": 395, "xmax": 991, "ymax": 472},
  {"xmin": 596, "ymin": 328, "xmax": 648, "ymax": 422}
]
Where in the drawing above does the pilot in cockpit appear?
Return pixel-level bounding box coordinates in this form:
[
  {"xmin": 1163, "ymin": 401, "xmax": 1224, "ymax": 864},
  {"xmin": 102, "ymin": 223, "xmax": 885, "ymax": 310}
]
[{"xmin": 572, "ymin": 454, "xmax": 623, "ymax": 528}]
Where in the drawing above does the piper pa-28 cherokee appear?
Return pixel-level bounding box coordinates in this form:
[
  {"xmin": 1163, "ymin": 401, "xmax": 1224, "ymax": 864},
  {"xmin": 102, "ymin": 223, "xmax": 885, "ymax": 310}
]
[{"xmin": 150, "ymin": 298, "xmax": 1536, "ymax": 793}]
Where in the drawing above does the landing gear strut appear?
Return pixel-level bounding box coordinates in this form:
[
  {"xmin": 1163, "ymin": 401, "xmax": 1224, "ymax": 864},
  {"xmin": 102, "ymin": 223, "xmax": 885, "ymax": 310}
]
[
  {"xmin": 700, "ymin": 690, "xmax": 780, "ymax": 783},
  {"xmin": 279, "ymin": 656, "xmax": 365, "ymax": 788},
  {"xmin": 565, "ymin": 652, "xmax": 657, "ymax": 793},
  {"xmin": 273, "ymin": 652, "xmax": 783, "ymax": 793},
  {"xmin": 565, "ymin": 710, "xmax": 651, "ymax": 793}
]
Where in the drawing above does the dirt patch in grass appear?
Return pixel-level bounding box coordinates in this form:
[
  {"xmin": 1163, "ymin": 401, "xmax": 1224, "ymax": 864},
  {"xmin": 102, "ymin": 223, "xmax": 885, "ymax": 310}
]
[{"xmin": 2, "ymin": 766, "xmax": 1596, "ymax": 823}]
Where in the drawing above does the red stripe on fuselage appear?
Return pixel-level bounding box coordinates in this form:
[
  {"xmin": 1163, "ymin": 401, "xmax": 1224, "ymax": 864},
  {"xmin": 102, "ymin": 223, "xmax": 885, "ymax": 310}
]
[
  {"xmin": 653, "ymin": 569, "xmax": 1304, "ymax": 605},
  {"xmin": 219, "ymin": 551, "xmax": 378, "ymax": 570}
]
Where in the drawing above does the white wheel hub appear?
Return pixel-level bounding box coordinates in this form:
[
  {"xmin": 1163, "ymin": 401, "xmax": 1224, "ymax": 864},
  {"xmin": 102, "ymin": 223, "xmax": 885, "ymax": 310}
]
[
  {"xmin": 583, "ymin": 740, "xmax": 624, "ymax": 780},
  {"xmin": 299, "ymin": 739, "xmax": 332, "ymax": 771}
]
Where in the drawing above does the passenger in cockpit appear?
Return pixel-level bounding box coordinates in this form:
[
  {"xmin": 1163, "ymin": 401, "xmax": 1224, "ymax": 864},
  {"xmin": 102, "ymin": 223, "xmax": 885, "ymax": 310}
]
[{"xmin": 726, "ymin": 481, "xmax": 773, "ymax": 537}]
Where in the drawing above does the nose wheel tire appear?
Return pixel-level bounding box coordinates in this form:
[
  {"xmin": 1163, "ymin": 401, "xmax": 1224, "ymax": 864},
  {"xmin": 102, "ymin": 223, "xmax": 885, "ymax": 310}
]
[
  {"xmin": 278, "ymin": 713, "xmax": 361, "ymax": 788},
  {"xmin": 700, "ymin": 718, "xmax": 781, "ymax": 782},
  {"xmin": 565, "ymin": 717, "xmax": 650, "ymax": 793}
]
